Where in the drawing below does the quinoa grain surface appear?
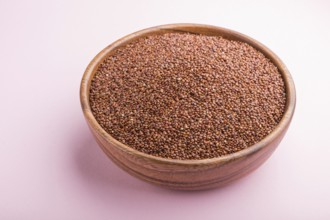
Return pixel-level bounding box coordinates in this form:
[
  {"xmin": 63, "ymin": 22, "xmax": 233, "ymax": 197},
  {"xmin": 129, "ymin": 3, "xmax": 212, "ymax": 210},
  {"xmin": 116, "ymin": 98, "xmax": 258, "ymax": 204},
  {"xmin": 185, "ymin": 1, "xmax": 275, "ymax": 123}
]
[{"xmin": 89, "ymin": 33, "xmax": 286, "ymax": 160}]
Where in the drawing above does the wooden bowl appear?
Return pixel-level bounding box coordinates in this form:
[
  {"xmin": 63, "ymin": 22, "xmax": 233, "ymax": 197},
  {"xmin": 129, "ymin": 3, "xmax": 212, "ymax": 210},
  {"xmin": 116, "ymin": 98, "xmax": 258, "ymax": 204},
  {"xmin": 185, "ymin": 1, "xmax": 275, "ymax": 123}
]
[{"xmin": 80, "ymin": 24, "xmax": 296, "ymax": 190}]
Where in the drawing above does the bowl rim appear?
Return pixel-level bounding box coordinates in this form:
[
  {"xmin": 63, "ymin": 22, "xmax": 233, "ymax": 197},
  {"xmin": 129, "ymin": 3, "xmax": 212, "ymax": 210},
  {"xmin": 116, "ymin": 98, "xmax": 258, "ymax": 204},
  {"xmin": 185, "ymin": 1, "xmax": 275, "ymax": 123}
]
[{"xmin": 80, "ymin": 23, "xmax": 296, "ymax": 166}]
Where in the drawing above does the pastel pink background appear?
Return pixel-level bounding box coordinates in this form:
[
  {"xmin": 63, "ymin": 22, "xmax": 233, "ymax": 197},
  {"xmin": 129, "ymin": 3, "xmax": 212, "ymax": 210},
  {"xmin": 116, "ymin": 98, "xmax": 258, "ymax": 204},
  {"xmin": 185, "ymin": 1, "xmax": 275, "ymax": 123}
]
[{"xmin": 1, "ymin": 0, "xmax": 330, "ymax": 219}]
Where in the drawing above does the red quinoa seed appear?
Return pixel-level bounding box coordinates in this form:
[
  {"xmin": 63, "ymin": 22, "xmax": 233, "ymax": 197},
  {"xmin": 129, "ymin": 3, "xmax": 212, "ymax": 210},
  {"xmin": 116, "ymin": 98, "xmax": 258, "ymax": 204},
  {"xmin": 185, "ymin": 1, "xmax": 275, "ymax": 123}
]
[{"xmin": 89, "ymin": 33, "xmax": 286, "ymax": 160}]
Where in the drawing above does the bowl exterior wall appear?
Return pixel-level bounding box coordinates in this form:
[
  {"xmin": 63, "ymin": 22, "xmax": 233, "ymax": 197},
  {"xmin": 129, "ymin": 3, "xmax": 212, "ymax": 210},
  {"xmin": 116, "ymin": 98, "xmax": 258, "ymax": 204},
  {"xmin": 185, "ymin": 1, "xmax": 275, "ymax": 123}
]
[{"xmin": 85, "ymin": 119, "xmax": 289, "ymax": 190}]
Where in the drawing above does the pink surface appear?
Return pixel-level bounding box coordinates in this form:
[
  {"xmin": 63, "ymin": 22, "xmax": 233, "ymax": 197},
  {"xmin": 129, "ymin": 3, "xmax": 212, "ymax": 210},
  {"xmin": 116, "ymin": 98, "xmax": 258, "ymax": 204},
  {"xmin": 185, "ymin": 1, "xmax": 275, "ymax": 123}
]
[{"xmin": 1, "ymin": 0, "xmax": 330, "ymax": 219}]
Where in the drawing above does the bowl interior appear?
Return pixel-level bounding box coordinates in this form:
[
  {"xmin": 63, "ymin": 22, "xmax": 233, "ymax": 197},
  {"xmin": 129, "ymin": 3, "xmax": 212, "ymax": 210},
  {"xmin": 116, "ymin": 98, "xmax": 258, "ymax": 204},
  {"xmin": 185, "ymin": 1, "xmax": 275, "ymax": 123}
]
[{"xmin": 80, "ymin": 23, "xmax": 296, "ymax": 165}]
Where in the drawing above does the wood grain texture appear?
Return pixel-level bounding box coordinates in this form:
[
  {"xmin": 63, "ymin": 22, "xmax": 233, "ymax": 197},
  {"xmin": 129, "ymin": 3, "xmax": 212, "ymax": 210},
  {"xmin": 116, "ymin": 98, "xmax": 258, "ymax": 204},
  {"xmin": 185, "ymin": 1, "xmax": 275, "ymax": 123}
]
[{"xmin": 80, "ymin": 23, "xmax": 296, "ymax": 190}]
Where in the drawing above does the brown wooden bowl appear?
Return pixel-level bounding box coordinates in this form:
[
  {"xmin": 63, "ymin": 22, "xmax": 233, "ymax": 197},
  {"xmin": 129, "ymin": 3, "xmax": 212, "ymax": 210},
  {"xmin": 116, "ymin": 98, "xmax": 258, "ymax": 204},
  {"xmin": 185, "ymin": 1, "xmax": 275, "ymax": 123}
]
[{"xmin": 80, "ymin": 24, "xmax": 296, "ymax": 190}]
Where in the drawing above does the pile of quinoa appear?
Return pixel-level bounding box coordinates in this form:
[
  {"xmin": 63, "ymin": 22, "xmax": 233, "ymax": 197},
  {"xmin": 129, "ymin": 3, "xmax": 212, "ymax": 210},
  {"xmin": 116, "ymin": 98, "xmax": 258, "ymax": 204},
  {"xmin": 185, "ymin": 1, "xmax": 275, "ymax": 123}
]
[{"xmin": 89, "ymin": 33, "xmax": 286, "ymax": 160}]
